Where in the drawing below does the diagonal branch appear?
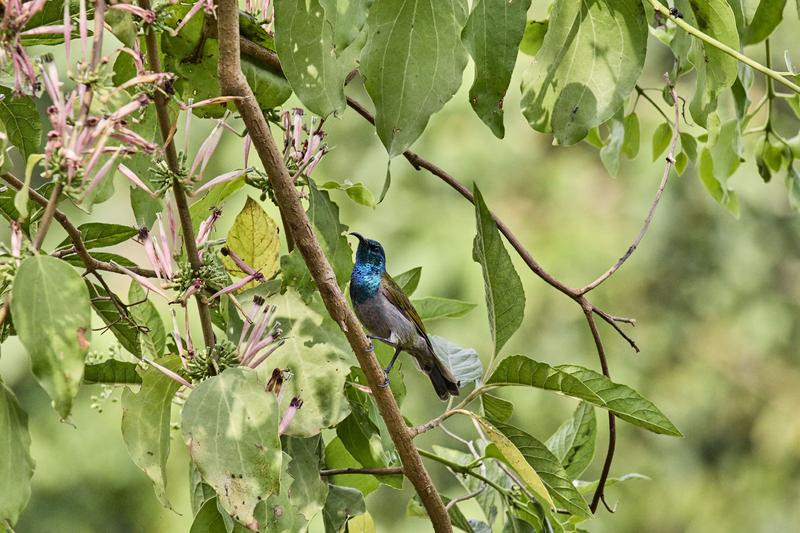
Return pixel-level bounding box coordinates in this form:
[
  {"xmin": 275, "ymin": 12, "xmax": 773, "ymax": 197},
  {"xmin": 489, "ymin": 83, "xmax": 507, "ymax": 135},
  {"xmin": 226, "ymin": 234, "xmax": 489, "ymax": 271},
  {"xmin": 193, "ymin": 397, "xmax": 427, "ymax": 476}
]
[
  {"xmin": 580, "ymin": 81, "xmax": 680, "ymax": 294},
  {"xmin": 138, "ymin": 0, "xmax": 216, "ymax": 350},
  {"xmin": 214, "ymin": 2, "xmax": 452, "ymax": 532}
]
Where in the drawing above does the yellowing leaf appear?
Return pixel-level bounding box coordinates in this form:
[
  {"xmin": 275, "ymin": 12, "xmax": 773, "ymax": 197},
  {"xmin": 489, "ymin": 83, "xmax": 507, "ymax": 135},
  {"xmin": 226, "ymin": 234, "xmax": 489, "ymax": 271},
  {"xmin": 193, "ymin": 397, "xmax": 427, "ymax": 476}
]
[
  {"xmin": 222, "ymin": 197, "xmax": 280, "ymax": 287},
  {"xmin": 347, "ymin": 511, "xmax": 376, "ymax": 533}
]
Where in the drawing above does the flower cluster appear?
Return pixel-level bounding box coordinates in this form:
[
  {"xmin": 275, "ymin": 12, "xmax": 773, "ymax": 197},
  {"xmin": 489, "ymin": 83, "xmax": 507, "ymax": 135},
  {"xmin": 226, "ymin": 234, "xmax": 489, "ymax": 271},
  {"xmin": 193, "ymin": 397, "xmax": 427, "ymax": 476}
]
[
  {"xmin": 281, "ymin": 108, "xmax": 328, "ymax": 181},
  {"xmin": 0, "ymin": 0, "xmax": 57, "ymax": 95}
]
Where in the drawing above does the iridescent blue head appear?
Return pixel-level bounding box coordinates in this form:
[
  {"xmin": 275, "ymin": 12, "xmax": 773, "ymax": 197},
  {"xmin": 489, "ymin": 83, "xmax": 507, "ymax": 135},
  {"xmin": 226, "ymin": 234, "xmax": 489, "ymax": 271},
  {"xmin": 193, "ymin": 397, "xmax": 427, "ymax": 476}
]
[{"xmin": 349, "ymin": 232, "xmax": 385, "ymax": 304}]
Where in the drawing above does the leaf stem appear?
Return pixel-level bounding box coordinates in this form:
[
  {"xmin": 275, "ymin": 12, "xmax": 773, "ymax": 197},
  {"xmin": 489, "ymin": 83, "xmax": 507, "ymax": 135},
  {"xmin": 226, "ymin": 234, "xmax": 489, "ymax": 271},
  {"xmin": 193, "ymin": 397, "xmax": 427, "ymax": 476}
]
[
  {"xmin": 320, "ymin": 467, "xmax": 403, "ymax": 476},
  {"xmin": 648, "ymin": 0, "xmax": 800, "ymax": 94}
]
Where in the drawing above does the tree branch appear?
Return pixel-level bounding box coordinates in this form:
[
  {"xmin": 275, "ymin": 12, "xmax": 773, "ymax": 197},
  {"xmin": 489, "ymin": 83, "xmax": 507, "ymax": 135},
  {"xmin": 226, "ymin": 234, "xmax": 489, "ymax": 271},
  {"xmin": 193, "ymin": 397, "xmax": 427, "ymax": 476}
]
[
  {"xmin": 1, "ymin": 172, "xmax": 156, "ymax": 278},
  {"xmin": 320, "ymin": 467, "xmax": 403, "ymax": 476},
  {"xmin": 648, "ymin": 0, "xmax": 800, "ymax": 94},
  {"xmin": 214, "ymin": 2, "xmax": 452, "ymax": 531},
  {"xmin": 580, "ymin": 81, "xmax": 680, "ymax": 294},
  {"xmin": 32, "ymin": 183, "xmax": 64, "ymax": 251},
  {"xmin": 138, "ymin": 0, "xmax": 216, "ymax": 351}
]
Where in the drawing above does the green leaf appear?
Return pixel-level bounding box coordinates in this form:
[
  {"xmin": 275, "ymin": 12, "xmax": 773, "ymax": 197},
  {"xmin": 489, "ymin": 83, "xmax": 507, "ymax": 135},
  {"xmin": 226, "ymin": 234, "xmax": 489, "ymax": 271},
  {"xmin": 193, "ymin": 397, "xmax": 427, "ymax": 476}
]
[
  {"xmin": 128, "ymin": 282, "xmax": 167, "ymax": 359},
  {"xmin": 121, "ymin": 355, "xmax": 182, "ymax": 509},
  {"xmin": 412, "ymin": 296, "xmax": 477, "ymax": 321},
  {"xmin": 322, "ymin": 485, "xmax": 365, "ymax": 533},
  {"xmin": 267, "ymin": 290, "xmax": 352, "ymax": 436},
  {"xmin": 680, "ymin": 132, "xmax": 698, "ymax": 162},
  {"xmin": 83, "ymin": 360, "xmax": 142, "ymax": 384},
  {"xmin": 62, "ymin": 251, "xmax": 136, "ymax": 269},
  {"xmin": 482, "ymin": 393, "xmax": 513, "ymax": 423},
  {"xmin": 430, "ymin": 335, "xmax": 484, "ymax": 384},
  {"xmin": 222, "ymin": 197, "xmax": 280, "ymax": 284},
  {"xmin": 545, "ymin": 402, "xmax": 596, "ymax": 479},
  {"xmin": 393, "ymin": 267, "xmax": 422, "ymax": 296},
  {"xmin": 488, "ymin": 355, "xmax": 682, "ymax": 436},
  {"xmin": 462, "ymin": 0, "xmax": 531, "ymax": 138},
  {"xmin": 0, "ymin": 380, "xmax": 34, "ymax": 527},
  {"xmin": 88, "ymin": 282, "xmax": 141, "ymax": 358},
  {"xmin": 492, "ymin": 419, "xmax": 591, "ymax": 518},
  {"xmin": 308, "ymin": 179, "xmax": 353, "ymax": 288},
  {"xmin": 622, "ymin": 113, "xmax": 640, "ymax": 159},
  {"xmin": 284, "ymin": 436, "xmax": 329, "ymax": 524},
  {"xmin": 12, "ymin": 256, "xmax": 91, "ymax": 418},
  {"xmin": 675, "ymin": 151, "xmax": 689, "ymax": 175},
  {"xmin": 189, "ymin": 497, "xmax": 228, "ymax": 533},
  {"xmin": 320, "ymin": 180, "xmax": 377, "ymax": 208},
  {"xmin": 475, "ymin": 417, "xmax": 555, "ymax": 509},
  {"xmin": 472, "ymin": 186, "xmax": 525, "ymax": 359},
  {"xmin": 324, "ymin": 436, "xmax": 380, "ymax": 496},
  {"xmin": 0, "ymin": 87, "xmax": 41, "ymax": 160},
  {"xmin": 361, "ymin": 0, "xmax": 469, "ymax": 156},
  {"xmin": 599, "ymin": 115, "xmax": 625, "ymax": 177},
  {"xmin": 651, "ymin": 122, "xmax": 673, "ymax": 162},
  {"xmin": 745, "ymin": 0, "xmax": 786, "ymax": 45},
  {"xmin": 274, "ymin": 0, "xmax": 351, "ymax": 116},
  {"xmin": 182, "ymin": 367, "xmax": 282, "ymax": 530},
  {"xmin": 56, "ymin": 223, "xmax": 138, "ymax": 250},
  {"xmin": 574, "ymin": 472, "xmax": 650, "ymax": 495},
  {"xmin": 786, "ymin": 165, "xmax": 800, "ymax": 212},
  {"xmin": 520, "ymin": 0, "xmax": 647, "ymax": 145},
  {"xmin": 519, "ymin": 20, "xmax": 548, "ymax": 57}
]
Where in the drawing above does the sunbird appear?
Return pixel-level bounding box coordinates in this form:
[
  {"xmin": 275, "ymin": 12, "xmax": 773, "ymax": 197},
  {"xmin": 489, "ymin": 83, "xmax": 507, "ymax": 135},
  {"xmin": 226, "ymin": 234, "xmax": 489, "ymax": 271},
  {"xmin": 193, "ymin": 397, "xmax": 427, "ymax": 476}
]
[{"xmin": 349, "ymin": 232, "xmax": 460, "ymax": 400}]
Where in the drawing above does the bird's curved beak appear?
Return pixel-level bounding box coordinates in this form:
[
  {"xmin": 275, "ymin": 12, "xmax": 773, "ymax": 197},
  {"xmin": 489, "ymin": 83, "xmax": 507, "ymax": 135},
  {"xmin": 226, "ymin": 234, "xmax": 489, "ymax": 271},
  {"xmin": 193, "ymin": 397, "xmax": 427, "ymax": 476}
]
[{"xmin": 349, "ymin": 232, "xmax": 366, "ymax": 242}]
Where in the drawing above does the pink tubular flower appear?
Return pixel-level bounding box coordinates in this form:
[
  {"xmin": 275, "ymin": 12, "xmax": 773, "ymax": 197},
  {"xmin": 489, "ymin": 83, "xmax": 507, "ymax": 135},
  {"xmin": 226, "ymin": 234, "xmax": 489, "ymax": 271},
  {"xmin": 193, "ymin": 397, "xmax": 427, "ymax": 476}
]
[
  {"xmin": 237, "ymin": 296, "xmax": 283, "ymax": 368},
  {"xmin": 191, "ymin": 168, "xmax": 250, "ymax": 197},
  {"xmin": 196, "ymin": 208, "xmax": 222, "ymax": 247},
  {"xmin": 142, "ymin": 356, "xmax": 193, "ymax": 389},
  {"xmin": 10, "ymin": 221, "xmax": 22, "ymax": 258},
  {"xmin": 278, "ymin": 397, "xmax": 303, "ymax": 435},
  {"xmin": 107, "ymin": 3, "xmax": 155, "ymax": 24},
  {"xmin": 0, "ymin": 0, "xmax": 49, "ymax": 94},
  {"xmin": 280, "ymin": 108, "xmax": 329, "ymax": 180},
  {"xmin": 170, "ymin": 0, "xmax": 215, "ymax": 36}
]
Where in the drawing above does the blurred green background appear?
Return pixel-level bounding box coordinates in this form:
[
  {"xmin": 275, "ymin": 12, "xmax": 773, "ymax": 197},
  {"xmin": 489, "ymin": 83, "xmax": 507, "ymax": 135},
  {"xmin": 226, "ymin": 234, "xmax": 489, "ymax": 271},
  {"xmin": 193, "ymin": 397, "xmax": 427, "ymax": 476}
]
[{"xmin": 3, "ymin": 10, "xmax": 800, "ymax": 533}]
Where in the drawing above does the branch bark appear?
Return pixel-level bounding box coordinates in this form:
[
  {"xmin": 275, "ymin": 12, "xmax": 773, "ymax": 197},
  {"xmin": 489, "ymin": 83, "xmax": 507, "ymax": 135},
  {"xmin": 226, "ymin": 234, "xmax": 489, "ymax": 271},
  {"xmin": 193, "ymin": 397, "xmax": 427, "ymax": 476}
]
[
  {"xmin": 138, "ymin": 0, "xmax": 216, "ymax": 350},
  {"xmin": 214, "ymin": 2, "xmax": 452, "ymax": 531}
]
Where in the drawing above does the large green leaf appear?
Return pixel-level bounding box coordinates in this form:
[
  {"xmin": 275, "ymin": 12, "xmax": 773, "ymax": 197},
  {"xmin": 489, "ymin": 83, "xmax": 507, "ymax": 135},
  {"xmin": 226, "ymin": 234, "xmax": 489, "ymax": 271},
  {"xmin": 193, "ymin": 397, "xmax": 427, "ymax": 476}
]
[
  {"xmin": 462, "ymin": 0, "xmax": 531, "ymax": 138},
  {"xmin": 0, "ymin": 380, "xmax": 34, "ymax": 527},
  {"xmin": 189, "ymin": 497, "xmax": 228, "ymax": 533},
  {"xmin": 56, "ymin": 223, "xmax": 137, "ymax": 250},
  {"xmin": 322, "ymin": 485, "xmax": 366, "ymax": 533},
  {"xmin": 83, "ymin": 360, "xmax": 142, "ymax": 384},
  {"xmin": 429, "ymin": 335, "xmax": 484, "ymax": 385},
  {"xmin": 393, "ymin": 267, "xmax": 422, "ymax": 295},
  {"xmin": 265, "ymin": 290, "xmax": 352, "ymax": 437},
  {"xmin": 545, "ymin": 402, "xmax": 596, "ymax": 479},
  {"xmin": 284, "ymin": 436, "xmax": 329, "ymax": 524},
  {"xmin": 472, "ymin": 186, "xmax": 525, "ymax": 359},
  {"xmin": 744, "ymin": 0, "xmax": 786, "ymax": 45},
  {"xmin": 412, "ymin": 296, "xmax": 477, "ymax": 321},
  {"xmin": 360, "ymin": 0, "xmax": 469, "ymax": 156},
  {"xmin": 128, "ymin": 282, "xmax": 167, "ymax": 359},
  {"xmin": 520, "ymin": 0, "xmax": 647, "ymax": 145},
  {"xmin": 492, "ymin": 420, "xmax": 591, "ymax": 517},
  {"xmin": 12, "ymin": 256, "xmax": 91, "ymax": 418},
  {"xmin": 274, "ymin": 0, "xmax": 350, "ymax": 116},
  {"xmin": 487, "ymin": 355, "xmax": 682, "ymax": 436},
  {"xmin": 182, "ymin": 367, "xmax": 282, "ymax": 530},
  {"xmin": 482, "ymin": 393, "xmax": 513, "ymax": 424},
  {"xmin": 0, "ymin": 87, "xmax": 41, "ymax": 160},
  {"xmin": 475, "ymin": 417, "xmax": 554, "ymax": 509},
  {"xmin": 308, "ymin": 179, "xmax": 353, "ymax": 288},
  {"xmin": 121, "ymin": 355, "xmax": 181, "ymax": 509},
  {"xmin": 222, "ymin": 197, "xmax": 280, "ymax": 283}
]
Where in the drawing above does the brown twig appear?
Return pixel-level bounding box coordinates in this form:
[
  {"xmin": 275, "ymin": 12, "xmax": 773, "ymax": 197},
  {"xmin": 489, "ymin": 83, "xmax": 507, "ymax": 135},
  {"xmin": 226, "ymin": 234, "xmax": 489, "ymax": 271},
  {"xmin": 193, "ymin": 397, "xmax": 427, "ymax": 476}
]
[
  {"xmin": 1, "ymin": 173, "xmax": 157, "ymax": 278},
  {"xmin": 581, "ymin": 81, "xmax": 680, "ymax": 294},
  {"xmin": 138, "ymin": 0, "xmax": 216, "ymax": 351},
  {"xmin": 214, "ymin": 2, "xmax": 452, "ymax": 531},
  {"xmin": 320, "ymin": 467, "xmax": 403, "ymax": 476},
  {"xmin": 32, "ymin": 183, "xmax": 64, "ymax": 251}
]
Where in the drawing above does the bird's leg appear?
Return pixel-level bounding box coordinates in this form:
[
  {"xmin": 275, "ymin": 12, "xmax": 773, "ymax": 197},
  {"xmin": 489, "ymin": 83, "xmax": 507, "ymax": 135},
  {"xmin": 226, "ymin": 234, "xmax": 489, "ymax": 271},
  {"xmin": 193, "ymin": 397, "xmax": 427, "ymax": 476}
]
[
  {"xmin": 366, "ymin": 334, "xmax": 394, "ymax": 353},
  {"xmin": 379, "ymin": 346, "xmax": 402, "ymax": 388}
]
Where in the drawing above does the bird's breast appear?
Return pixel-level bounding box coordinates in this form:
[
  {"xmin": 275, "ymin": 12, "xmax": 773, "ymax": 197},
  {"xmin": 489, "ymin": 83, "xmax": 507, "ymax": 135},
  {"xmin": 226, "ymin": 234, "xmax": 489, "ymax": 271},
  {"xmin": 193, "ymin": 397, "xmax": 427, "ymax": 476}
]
[{"xmin": 354, "ymin": 293, "xmax": 418, "ymax": 346}]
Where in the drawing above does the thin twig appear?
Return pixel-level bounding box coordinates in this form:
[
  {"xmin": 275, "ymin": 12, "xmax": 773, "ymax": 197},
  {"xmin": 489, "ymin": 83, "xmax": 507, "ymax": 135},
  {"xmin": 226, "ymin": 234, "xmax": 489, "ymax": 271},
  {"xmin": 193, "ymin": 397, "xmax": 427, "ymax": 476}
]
[
  {"xmin": 320, "ymin": 467, "xmax": 403, "ymax": 476},
  {"xmin": 445, "ymin": 485, "xmax": 486, "ymax": 512},
  {"xmin": 138, "ymin": 0, "xmax": 216, "ymax": 351},
  {"xmin": 634, "ymin": 85, "xmax": 671, "ymax": 123},
  {"xmin": 214, "ymin": 2, "xmax": 452, "ymax": 531},
  {"xmin": 1, "ymin": 173, "xmax": 157, "ymax": 278},
  {"xmin": 32, "ymin": 183, "xmax": 64, "ymax": 251},
  {"xmin": 583, "ymin": 308, "xmax": 616, "ymax": 513},
  {"xmin": 580, "ymin": 80, "xmax": 680, "ymax": 294}
]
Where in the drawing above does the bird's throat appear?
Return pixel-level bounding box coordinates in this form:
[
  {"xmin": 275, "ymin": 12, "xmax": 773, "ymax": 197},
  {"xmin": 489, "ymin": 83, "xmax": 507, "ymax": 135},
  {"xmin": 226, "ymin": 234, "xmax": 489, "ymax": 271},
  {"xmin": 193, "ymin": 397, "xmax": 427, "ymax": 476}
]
[{"xmin": 350, "ymin": 262, "xmax": 382, "ymax": 304}]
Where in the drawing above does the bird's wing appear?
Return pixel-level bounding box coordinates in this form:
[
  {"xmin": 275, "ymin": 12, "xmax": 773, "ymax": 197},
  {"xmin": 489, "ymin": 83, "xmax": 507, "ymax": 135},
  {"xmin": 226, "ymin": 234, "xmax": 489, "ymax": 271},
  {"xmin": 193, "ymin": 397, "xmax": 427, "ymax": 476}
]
[{"xmin": 380, "ymin": 271, "xmax": 429, "ymax": 339}]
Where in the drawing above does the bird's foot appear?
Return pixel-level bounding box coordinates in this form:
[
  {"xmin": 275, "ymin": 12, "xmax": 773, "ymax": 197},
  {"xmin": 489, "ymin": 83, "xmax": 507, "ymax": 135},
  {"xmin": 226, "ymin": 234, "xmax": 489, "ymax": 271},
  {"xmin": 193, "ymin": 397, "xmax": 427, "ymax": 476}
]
[
  {"xmin": 379, "ymin": 371, "xmax": 391, "ymax": 388},
  {"xmin": 365, "ymin": 341, "xmax": 375, "ymax": 352}
]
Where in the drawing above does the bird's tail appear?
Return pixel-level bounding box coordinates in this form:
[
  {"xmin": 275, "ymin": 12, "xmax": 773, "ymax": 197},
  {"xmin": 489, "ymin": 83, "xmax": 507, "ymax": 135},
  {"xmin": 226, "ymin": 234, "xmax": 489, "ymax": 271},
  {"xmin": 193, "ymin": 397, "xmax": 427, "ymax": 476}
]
[{"xmin": 427, "ymin": 363, "xmax": 461, "ymax": 400}]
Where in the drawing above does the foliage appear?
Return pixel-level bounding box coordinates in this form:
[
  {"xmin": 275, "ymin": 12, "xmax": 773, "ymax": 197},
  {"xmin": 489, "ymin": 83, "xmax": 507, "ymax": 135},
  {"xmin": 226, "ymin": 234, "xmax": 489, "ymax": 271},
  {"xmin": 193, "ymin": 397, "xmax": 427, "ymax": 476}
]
[{"xmin": 0, "ymin": 0, "xmax": 797, "ymax": 531}]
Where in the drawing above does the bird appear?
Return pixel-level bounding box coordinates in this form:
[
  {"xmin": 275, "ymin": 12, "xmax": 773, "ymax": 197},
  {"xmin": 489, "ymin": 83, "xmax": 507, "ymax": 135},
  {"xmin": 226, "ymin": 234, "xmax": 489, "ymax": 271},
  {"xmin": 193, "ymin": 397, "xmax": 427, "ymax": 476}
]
[{"xmin": 348, "ymin": 232, "xmax": 460, "ymax": 400}]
